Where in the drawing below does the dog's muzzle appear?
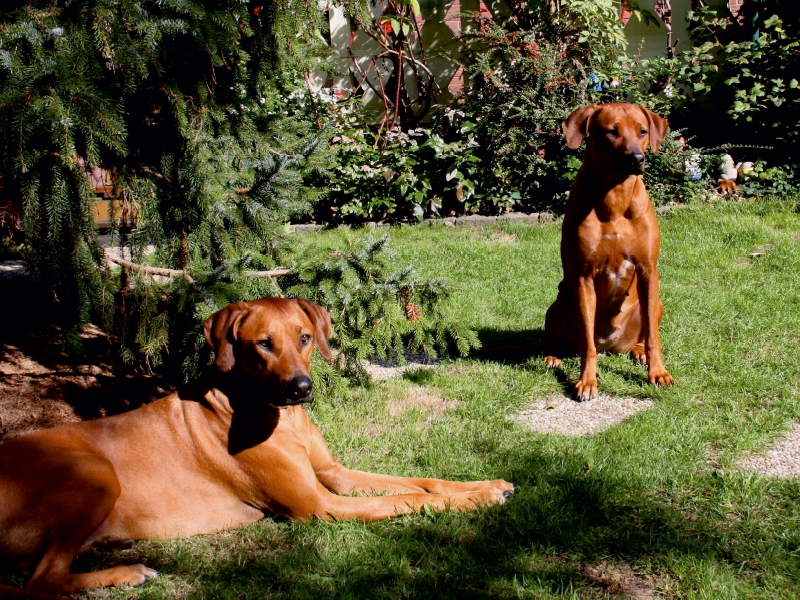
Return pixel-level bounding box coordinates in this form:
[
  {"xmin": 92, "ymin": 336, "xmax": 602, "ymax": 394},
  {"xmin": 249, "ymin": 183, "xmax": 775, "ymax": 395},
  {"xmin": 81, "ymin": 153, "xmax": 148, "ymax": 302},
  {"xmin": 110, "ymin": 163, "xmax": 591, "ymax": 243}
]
[
  {"xmin": 628, "ymin": 152, "xmax": 646, "ymax": 174},
  {"xmin": 280, "ymin": 376, "xmax": 314, "ymax": 406},
  {"xmin": 611, "ymin": 151, "xmax": 646, "ymax": 175}
]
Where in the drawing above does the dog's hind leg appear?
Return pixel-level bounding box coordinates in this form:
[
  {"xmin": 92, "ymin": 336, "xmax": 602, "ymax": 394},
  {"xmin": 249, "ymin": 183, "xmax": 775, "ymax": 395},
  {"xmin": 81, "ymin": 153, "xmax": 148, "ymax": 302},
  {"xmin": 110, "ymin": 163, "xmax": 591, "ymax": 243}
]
[
  {"xmin": 23, "ymin": 453, "xmax": 157, "ymax": 595},
  {"xmin": 630, "ymin": 343, "xmax": 647, "ymax": 365},
  {"xmin": 543, "ymin": 291, "xmax": 579, "ymax": 369}
]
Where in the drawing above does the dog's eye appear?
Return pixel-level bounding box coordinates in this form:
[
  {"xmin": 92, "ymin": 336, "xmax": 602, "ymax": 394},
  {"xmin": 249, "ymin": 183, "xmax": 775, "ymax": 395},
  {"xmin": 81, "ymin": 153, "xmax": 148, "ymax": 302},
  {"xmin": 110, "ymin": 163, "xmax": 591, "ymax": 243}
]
[
  {"xmin": 300, "ymin": 334, "xmax": 312, "ymax": 346},
  {"xmin": 640, "ymin": 129, "xmax": 648, "ymax": 137},
  {"xmin": 257, "ymin": 339, "xmax": 272, "ymax": 351},
  {"xmin": 606, "ymin": 129, "xmax": 618, "ymax": 138}
]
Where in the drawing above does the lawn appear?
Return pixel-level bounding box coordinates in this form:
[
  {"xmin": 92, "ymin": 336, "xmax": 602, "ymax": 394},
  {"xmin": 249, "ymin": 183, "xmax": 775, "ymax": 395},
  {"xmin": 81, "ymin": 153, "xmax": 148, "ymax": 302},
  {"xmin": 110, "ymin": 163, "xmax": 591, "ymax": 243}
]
[{"xmin": 17, "ymin": 198, "xmax": 800, "ymax": 598}]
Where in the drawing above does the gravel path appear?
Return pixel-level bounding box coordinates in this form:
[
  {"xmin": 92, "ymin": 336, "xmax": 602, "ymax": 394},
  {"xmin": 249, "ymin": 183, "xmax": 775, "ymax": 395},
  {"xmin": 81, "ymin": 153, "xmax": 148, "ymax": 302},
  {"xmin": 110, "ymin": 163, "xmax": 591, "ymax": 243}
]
[
  {"xmin": 737, "ymin": 422, "xmax": 800, "ymax": 478},
  {"xmin": 361, "ymin": 353, "xmax": 440, "ymax": 381},
  {"xmin": 360, "ymin": 353, "xmax": 657, "ymax": 438},
  {"xmin": 510, "ymin": 394, "xmax": 654, "ymax": 436}
]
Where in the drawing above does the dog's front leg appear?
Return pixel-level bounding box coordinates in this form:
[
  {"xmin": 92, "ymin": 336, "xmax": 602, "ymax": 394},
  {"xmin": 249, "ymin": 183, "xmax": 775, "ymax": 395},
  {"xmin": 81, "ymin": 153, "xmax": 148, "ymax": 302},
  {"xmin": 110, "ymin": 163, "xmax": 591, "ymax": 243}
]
[
  {"xmin": 575, "ymin": 276, "xmax": 599, "ymax": 401},
  {"xmin": 312, "ymin": 485, "xmax": 512, "ymax": 521},
  {"xmin": 307, "ymin": 418, "xmax": 513, "ymax": 497},
  {"xmin": 636, "ymin": 265, "xmax": 673, "ymax": 387},
  {"xmin": 260, "ymin": 444, "xmax": 513, "ymax": 522}
]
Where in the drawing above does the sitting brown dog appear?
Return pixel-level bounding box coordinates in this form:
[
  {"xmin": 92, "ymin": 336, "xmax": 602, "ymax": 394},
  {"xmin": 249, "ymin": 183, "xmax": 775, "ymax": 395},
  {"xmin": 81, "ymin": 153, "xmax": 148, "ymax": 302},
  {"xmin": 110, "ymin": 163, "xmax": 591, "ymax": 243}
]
[
  {"xmin": 543, "ymin": 103, "xmax": 675, "ymax": 401},
  {"xmin": 0, "ymin": 297, "xmax": 515, "ymax": 597}
]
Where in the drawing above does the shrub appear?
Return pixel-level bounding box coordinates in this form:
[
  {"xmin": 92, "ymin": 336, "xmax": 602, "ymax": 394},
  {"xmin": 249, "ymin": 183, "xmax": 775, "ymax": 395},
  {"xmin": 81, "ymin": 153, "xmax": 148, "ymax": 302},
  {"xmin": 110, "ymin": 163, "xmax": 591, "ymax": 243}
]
[
  {"xmin": 635, "ymin": 4, "xmax": 800, "ymax": 163},
  {"xmin": 318, "ymin": 0, "xmax": 633, "ymax": 221},
  {"xmin": 283, "ymin": 234, "xmax": 479, "ymax": 380}
]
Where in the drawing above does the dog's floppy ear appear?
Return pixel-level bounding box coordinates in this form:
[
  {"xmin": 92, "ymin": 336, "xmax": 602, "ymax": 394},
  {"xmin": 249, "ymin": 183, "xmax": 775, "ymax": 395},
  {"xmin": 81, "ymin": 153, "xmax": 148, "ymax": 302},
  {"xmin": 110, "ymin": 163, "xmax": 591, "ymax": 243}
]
[
  {"xmin": 562, "ymin": 105, "xmax": 598, "ymax": 149},
  {"xmin": 295, "ymin": 298, "xmax": 332, "ymax": 363},
  {"xmin": 640, "ymin": 106, "xmax": 669, "ymax": 153},
  {"xmin": 203, "ymin": 302, "xmax": 249, "ymax": 373}
]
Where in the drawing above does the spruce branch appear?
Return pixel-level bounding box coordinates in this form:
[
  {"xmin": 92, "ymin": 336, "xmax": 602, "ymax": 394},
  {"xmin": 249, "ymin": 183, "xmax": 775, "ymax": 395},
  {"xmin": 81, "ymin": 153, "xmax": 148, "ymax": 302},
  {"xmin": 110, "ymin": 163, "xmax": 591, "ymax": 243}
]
[{"xmin": 104, "ymin": 252, "xmax": 291, "ymax": 280}]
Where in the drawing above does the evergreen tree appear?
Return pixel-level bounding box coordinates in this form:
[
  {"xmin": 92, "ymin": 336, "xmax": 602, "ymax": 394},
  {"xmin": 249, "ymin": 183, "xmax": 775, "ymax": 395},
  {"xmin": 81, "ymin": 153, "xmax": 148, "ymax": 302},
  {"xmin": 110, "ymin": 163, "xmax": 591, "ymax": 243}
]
[
  {"xmin": 0, "ymin": 0, "xmax": 479, "ymax": 375},
  {"xmin": 0, "ymin": 0, "xmax": 325, "ymax": 344}
]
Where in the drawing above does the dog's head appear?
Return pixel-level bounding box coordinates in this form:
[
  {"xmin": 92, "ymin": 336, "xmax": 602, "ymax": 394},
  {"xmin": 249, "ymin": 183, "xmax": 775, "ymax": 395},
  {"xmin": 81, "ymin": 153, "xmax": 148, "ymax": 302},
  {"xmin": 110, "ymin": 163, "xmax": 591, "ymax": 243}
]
[
  {"xmin": 203, "ymin": 297, "xmax": 332, "ymax": 407},
  {"xmin": 563, "ymin": 103, "xmax": 668, "ymax": 175}
]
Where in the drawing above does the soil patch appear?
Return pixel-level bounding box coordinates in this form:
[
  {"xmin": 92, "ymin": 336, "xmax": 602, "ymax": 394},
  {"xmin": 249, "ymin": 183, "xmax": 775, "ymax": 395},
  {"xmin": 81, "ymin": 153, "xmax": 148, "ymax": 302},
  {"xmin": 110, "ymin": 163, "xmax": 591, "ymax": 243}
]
[
  {"xmin": 580, "ymin": 560, "xmax": 658, "ymax": 599},
  {"xmin": 0, "ymin": 261, "xmax": 173, "ymax": 441},
  {"xmin": 387, "ymin": 385, "xmax": 457, "ymax": 418}
]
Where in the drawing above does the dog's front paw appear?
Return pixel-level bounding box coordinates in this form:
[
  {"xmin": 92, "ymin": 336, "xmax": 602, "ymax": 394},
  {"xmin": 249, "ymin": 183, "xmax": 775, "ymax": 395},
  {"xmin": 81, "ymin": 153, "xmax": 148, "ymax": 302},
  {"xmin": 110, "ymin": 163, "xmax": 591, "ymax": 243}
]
[
  {"xmin": 489, "ymin": 479, "xmax": 516, "ymax": 501},
  {"xmin": 113, "ymin": 564, "xmax": 159, "ymax": 588},
  {"xmin": 648, "ymin": 369, "xmax": 674, "ymax": 387},
  {"xmin": 573, "ymin": 377, "xmax": 598, "ymax": 402},
  {"xmin": 472, "ymin": 481, "xmax": 516, "ymax": 507}
]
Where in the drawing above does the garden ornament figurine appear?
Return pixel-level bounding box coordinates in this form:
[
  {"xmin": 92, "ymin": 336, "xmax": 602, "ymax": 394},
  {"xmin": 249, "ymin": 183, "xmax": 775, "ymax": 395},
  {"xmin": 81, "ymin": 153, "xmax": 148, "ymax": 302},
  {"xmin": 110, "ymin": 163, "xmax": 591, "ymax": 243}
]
[
  {"xmin": 0, "ymin": 297, "xmax": 515, "ymax": 597},
  {"xmin": 543, "ymin": 102, "xmax": 675, "ymax": 401},
  {"xmin": 718, "ymin": 153, "xmax": 738, "ymax": 182},
  {"xmin": 736, "ymin": 161, "xmax": 755, "ymax": 181},
  {"xmin": 718, "ymin": 153, "xmax": 739, "ymax": 195},
  {"xmin": 675, "ymin": 135, "xmax": 702, "ymax": 181}
]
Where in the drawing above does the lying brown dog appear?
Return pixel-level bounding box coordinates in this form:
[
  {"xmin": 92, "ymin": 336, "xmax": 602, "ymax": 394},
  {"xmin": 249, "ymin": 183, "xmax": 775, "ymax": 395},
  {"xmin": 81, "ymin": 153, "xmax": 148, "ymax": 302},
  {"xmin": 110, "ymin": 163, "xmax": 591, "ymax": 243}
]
[
  {"xmin": 0, "ymin": 297, "xmax": 515, "ymax": 597},
  {"xmin": 543, "ymin": 103, "xmax": 674, "ymax": 401}
]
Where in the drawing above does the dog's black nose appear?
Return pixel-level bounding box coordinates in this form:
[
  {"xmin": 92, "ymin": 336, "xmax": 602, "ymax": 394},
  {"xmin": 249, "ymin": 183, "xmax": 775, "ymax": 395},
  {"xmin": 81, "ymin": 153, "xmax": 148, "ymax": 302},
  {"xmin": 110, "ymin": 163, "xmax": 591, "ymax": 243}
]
[
  {"xmin": 631, "ymin": 152, "xmax": 645, "ymax": 172},
  {"xmin": 287, "ymin": 376, "xmax": 313, "ymax": 401}
]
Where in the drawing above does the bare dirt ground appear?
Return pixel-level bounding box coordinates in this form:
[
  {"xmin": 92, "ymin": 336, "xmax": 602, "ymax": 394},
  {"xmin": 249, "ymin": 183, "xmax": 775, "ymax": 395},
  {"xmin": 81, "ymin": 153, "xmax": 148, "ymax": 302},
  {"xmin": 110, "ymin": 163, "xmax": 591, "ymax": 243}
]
[{"xmin": 0, "ymin": 263, "xmax": 173, "ymax": 442}]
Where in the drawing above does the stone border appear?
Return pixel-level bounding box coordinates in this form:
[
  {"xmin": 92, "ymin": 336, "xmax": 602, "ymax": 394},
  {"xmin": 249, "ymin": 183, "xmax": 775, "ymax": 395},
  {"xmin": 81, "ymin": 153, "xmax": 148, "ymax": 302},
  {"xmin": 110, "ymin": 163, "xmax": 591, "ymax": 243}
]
[
  {"xmin": 289, "ymin": 205, "xmax": 679, "ymax": 234},
  {"xmin": 289, "ymin": 211, "xmax": 556, "ymax": 233}
]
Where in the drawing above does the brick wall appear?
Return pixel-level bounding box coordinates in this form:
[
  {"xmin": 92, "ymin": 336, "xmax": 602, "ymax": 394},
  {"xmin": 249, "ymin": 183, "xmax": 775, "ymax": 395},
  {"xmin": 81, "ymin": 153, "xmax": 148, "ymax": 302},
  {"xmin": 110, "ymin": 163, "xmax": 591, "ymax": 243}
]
[
  {"xmin": 621, "ymin": 1, "xmax": 745, "ymax": 25},
  {"xmin": 446, "ymin": 0, "xmax": 464, "ymax": 94},
  {"xmin": 728, "ymin": 0, "xmax": 744, "ymax": 16}
]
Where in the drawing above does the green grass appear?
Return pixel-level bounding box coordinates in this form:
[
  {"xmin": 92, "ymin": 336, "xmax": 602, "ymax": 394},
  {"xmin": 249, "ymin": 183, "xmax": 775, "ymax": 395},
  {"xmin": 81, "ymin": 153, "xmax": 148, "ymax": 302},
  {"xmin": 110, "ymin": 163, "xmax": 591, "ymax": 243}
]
[{"xmin": 10, "ymin": 198, "xmax": 800, "ymax": 598}]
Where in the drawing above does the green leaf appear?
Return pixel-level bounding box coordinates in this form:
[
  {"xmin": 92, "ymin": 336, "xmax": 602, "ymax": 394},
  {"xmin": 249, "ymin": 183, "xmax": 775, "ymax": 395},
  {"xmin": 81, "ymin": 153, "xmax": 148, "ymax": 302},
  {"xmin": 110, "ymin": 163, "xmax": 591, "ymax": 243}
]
[{"xmin": 396, "ymin": 0, "xmax": 421, "ymax": 15}]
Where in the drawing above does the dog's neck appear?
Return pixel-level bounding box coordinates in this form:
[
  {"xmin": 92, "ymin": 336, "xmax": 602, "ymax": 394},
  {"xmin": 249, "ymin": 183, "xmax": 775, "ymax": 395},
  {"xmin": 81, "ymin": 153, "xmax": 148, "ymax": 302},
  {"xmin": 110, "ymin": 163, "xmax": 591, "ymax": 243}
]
[
  {"xmin": 578, "ymin": 166, "xmax": 641, "ymax": 220},
  {"xmin": 201, "ymin": 371, "xmax": 282, "ymax": 415},
  {"xmin": 198, "ymin": 374, "xmax": 286, "ymax": 454}
]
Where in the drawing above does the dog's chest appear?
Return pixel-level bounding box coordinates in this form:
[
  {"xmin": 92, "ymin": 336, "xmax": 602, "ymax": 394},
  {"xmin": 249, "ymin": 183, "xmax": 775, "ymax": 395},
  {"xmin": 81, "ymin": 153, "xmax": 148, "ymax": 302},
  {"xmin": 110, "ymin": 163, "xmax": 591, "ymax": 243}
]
[
  {"xmin": 577, "ymin": 216, "xmax": 639, "ymax": 263},
  {"xmin": 575, "ymin": 217, "xmax": 640, "ymax": 295}
]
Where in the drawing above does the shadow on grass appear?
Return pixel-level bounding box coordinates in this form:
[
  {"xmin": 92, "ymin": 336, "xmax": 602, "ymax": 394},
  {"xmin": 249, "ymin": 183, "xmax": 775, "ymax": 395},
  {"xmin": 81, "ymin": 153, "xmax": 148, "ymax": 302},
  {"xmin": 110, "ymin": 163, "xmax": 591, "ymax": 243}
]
[
  {"xmin": 473, "ymin": 327, "xmax": 547, "ymax": 364},
  {"xmin": 108, "ymin": 446, "xmax": 729, "ymax": 599},
  {"xmin": 473, "ymin": 327, "xmax": 585, "ymax": 398},
  {"xmin": 475, "ymin": 324, "xmax": 663, "ymax": 399}
]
